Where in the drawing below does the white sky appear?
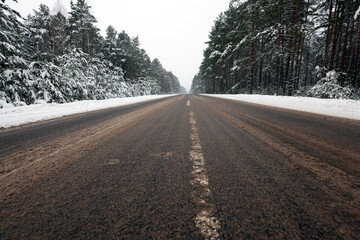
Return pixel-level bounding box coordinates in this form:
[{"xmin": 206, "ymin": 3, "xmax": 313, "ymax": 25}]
[{"xmin": 8, "ymin": 0, "xmax": 230, "ymax": 92}]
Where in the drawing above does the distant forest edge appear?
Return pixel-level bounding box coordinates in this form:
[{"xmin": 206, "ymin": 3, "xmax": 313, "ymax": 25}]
[
  {"xmin": 191, "ymin": 0, "xmax": 360, "ymax": 99},
  {"xmin": 0, "ymin": 0, "xmax": 185, "ymax": 108}
]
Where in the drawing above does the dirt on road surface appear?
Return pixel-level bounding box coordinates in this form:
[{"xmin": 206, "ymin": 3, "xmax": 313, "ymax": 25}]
[{"xmin": 1, "ymin": 95, "xmax": 360, "ymax": 239}]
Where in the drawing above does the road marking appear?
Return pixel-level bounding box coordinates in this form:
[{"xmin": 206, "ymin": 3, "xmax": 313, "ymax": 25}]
[
  {"xmin": 187, "ymin": 100, "xmax": 190, "ymax": 106},
  {"xmin": 189, "ymin": 111, "xmax": 221, "ymax": 239},
  {"xmin": 107, "ymin": 159, "xmax": 120, "ymax": 165}
]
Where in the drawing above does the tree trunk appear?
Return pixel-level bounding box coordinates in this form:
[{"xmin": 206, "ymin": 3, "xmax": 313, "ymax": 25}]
[
  {"xmin": 293, "ymin": 34, "xmax": 302, "ymax": 92},
  {"xmin": 347, "ymin": 17, "xmax": 356, "ymax": 74},
  {"xmin": 212, "ymin": 78, "xmax": 215, "ymax": 93},
  {"xmin": 221, "ymin": 61, "xmax": 225, "ymax": 94},
  {"xmin": 288, "ymin": 0, "xmax": 301, "ymax": 95},
  {"xmin": 276, "ymin": 0, "xmax": 284, "ymax": 95},
  {"xmin": 340, "ymin": 22, "xmax": 350, "ymax": 73},
  {"xmin": 87, "ymin": 31, "xmax": 90, "ymax": 55},
  {"xmin": 258, "ymin": 39, "xmax": 265, "ymax": 89},
  {"xmin": 329, "ymin": 1, "xmax": 341, "ymax": 71},
  {"xmin": 280, "ymin": 30, "xmax": 285, "ymax": 95},
  {"xmin": 349, "ymin": 14, "xmax": 360, "ymax": 86},
  {"xmin": 295, "ymin": 0, "xmax": 310, "ymax": 91},
  {"xmin": 250, "ymin": 15, "xmax": 256, "ymax": 94},
  {"xmin": 284, "ymin": 34, "xmax": 292, "ymax": 95},
  {"xmin": 304, "ymin": 51, "xmax": 310, "ymax": 86},
  {"xmin": 324, "ymin": 0, "xmax": 334, "ymax": 69}
]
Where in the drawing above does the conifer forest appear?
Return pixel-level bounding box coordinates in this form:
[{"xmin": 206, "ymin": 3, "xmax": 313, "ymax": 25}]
[
  {"xmin": 191, "ymin": 0, "xmax": 360, "ymax": 99},
  {"xmin": 0, "ymin": 0, "xmax": 185, "ymax": 107}
]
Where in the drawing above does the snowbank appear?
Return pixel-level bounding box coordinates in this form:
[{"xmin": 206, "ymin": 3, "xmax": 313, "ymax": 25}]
[
  {"xmin": 306, "ymin": 70, "xmax": 355, "ymax": 99},
  {"xmin": 0, "ymin": 95, "xmax": 174, "ymax": 128},
  {"xmin": 203, "ymin": 94, "xmax": 360, "ymax": 121}
]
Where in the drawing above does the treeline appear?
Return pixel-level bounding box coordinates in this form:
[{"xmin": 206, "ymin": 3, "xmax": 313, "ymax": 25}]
[
  {"xmin": 0, "ymin": 0, "xmax": 184, "ymax": 107},
  {"xmin": 191, "ymin": 0, "xmax": 360, "ymax": 99}
]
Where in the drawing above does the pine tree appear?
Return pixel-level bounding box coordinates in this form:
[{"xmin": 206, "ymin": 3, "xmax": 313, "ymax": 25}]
[
  {"xmin": 25, "ymin": 4, "xmax": 53, "ymax": 62},
  {"xmin": 0, "ymin": 1, "xmax": 30, "ymax": 105},
  {"xmin": 50, "ymin": 11, "xmax": 68, "ymax": 56},
  {"xmin": 0, "ymin": 1, "xmax": 27, "ymax": 69},
  {"xmin": 103, "ymin": 25, "xmax": 119, "ymax": 66},
  {"xmin": 68, "ymin": 0, "xmax": 101, "ymax": 56}
]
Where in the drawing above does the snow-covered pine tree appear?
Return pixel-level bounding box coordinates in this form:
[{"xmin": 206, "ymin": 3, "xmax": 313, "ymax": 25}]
[
  {"xmin": 150, "ymin": 58, "xmax": 170, "ymax": 93},
  {"xmin": 103, "ymin": 25, "xmax": 119, "ymax": 67},
  {"xmin": 68, "ymin": 0, "xmax": 101, "ymax": 56},
  {"xmin": 50, "ymin": 11, "xmax": 68, "ymax": 57},
  {"xmin": 24, "ymin": 4, "xmax": 53, "ymax": 62},
  {"xmin": 116, "ymin": 30, "xmax": 132, "ymax": 79},
  {"xmin": 0, "ymin": 1, "xmax": 31, "ymax": 106}
]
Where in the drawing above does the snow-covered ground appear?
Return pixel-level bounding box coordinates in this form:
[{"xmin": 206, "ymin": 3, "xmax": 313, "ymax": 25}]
[
  {"xmin": 204, "ymin": 94, "xmax": 360, "ymax": 121},
  {"xmin": 0, "ymin": 95, "xmax": 174, "ymax": 128}
]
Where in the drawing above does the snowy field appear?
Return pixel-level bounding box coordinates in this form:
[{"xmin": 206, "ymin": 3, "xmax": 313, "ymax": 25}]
[
  {"xmin": 203, "ymin": 94, "xmax": 360, "ymax": 121},
  {"xmin": 0, "ymin": 95, "xmax": 174, "ymax": 129}
]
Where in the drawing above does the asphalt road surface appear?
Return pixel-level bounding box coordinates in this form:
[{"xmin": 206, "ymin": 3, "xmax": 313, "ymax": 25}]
[{"xmin": 1, "ymin": 95, "xmax": 360, "ymax": 239}]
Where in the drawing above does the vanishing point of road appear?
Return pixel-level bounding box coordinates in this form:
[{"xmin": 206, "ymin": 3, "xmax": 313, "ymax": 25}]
[{"xmin": 1, "ymin": 95, "xmax": 360, "ymax": 239}]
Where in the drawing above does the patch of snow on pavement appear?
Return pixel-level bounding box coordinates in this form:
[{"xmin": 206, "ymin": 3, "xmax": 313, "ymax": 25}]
[
  {"xmin": 0, "ymin": 95, "xmax": 174, "ymax": 128},
  {"xmin": 203, "ymin": 94, "xmax": 360, "ymax": 121}
]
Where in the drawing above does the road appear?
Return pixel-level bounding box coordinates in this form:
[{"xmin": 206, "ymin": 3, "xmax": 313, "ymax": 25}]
[{"xmin": 1, "ymin": 94, "xmax": 360, "ymax": 239}]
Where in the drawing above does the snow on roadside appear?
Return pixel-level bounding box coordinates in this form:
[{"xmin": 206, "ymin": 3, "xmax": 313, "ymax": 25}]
[
  {"xmin": 0, "ymin": 95, "xmax": 174, "ymax": 129},
  {"xmin": 203, "ymin": 94, "xmax": 360, "ymax": 121}
]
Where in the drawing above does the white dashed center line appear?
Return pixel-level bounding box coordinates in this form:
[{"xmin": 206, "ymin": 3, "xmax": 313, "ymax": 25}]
[{"xmin": 189, "ymin": 110, "xmax": 220, "ymax": 239}]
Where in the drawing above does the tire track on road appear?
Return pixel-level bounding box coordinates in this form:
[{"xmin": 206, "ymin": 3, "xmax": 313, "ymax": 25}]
[
  {"xmin": 0, "ymin": 97, "xmax": 179, "ymax": 197},
  {"xmin": 200, "ymin": 96, "xmax": 360, "ymax": 203}
]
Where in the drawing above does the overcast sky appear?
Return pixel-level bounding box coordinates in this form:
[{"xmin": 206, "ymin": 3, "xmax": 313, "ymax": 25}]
[{"xmin": 8, "ymin": 0, "xmax": 230, "ymax": 91}]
